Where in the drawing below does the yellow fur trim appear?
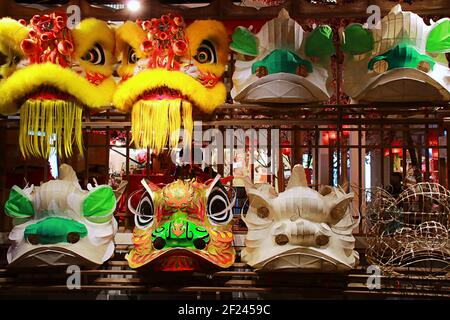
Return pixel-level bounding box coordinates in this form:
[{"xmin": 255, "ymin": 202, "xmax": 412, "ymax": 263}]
[
  {"xmin": 131, "ymin": 99, "xmax": 192, "ymax": 153},
  {"xmin": 0, "ymin": 63, "xmax": 116, "ymax": 115},
  {"xmin": 19, "ymin": 99, "xmax": 83, "ymax": 159},
  {"xmin": 185, "ymin": 20, "xmax": 229, "ymax": 77},
  {"xmin": 0, "ymin": 18, "xmax": 29, "ymax": 56},
  {"xmin": 115, "ymin": 21, "xmax": 146, "ymax": 59},
  {"xmin": 113, "ymin": 68, "xmax": 226, "ymax": 113}
]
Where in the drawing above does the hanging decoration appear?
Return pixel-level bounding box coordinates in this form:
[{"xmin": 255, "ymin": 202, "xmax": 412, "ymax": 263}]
[
  {"xmin": 127, "ymin": 176, "xmax": 236, "ymax": 271},
  {"xmin": 0, "ymin": 14, "xmax": 117, "ymax": 158},
  {"xmin": 242, "ymin": 164, "xmax": 359, "ymax": 271},
  {"xmin": 341, "ymin": 5, "xmax": 450, "ymax": 102},
  {"xmin": 230, "ymin": 9, "xmax": 335, "ymax": 104},
  {"xmin": 4, "ymin": 164, "xmax": 119, "ymax": 267},
  {"xmin": 113, "ymin": 14, "xmax": 229, "ymax": 154}
]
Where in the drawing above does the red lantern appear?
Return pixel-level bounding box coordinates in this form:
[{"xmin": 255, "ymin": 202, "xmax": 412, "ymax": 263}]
[
  {"xmin": 342, "ymin": 125, "xmax": 350, "ymax": 137},
  {"xmin": 432, "ymin": 149, "xmax": 439, "ymax": 158},
  {"xmin": 385, "ymin": 148, "xmax": 403, "ymax": 157},
  {"xmin": 428, "ymin": 132, "xmax": 438, "ymax": 147},
  {"xmin": 329, "ymin": 131, "xmax": 337, "ymax": 141},
  {"xmin": 322, "ymin": 132, "xmax": 329, "ymax": 145},
  {"xmin": 281, "ymin": 140, "xmax": 291, "ymax": 157}
]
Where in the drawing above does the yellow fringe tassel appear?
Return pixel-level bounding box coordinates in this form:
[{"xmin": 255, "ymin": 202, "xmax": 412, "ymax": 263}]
[
  {"xmin": 19, "ymin": 99, "xmax": 83, "ymax": 159},
  {"xmin": 131, "ymin": 99, "xmax": 193, "ymax": 154}
]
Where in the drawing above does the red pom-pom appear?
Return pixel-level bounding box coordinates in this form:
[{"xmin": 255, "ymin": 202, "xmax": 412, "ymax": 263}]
[
  {"xmin": 172, "ymin": 40, "xmax": 187, "ymax": 56},
  {"xmin": 170, "ymin": 25, "xmax": 179, "ymax": 35},
  {"xmin": 57, "ymin": 40, "xmax": 74, "ymax": 56},
  {"xmin": 161, "ymin": 15, "xmax": 170, "ymax": 25},
  {"xmin": 55, "ymin": 20, "xmax": 65, "ymax": 30},
  {"xmin": 31, "ymin": 15, "xmax": 41, "ymax": 25},
  {"xmin": 141, "ymin": 39, "xmax": 153, "ymax": 52},
  {"xmin": 159, "ymin": 32, "xmax": 168, "ymax": 41},
  {"xmin": 150, "ymin": 18, "xmax": 158, "ymax": 26},
  {"xmin": 40, "ymin": 32, "xmax": 53, "ymax": 42},
  {"xmin": 173, "ymin": 15, "xmax": 184, "ymax": 27},
  {"xmin": 142, "ymin": 20, "xmax": 151, "ymax": 31},
  {"xmin": 21, "ymin": 39, "xmax": 37, "ymax": 55}
]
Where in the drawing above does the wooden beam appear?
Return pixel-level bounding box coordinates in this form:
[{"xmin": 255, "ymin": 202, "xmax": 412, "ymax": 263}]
[{"xmin": 3, "ymin": 0, "xmax": 450, "ymax": 21}]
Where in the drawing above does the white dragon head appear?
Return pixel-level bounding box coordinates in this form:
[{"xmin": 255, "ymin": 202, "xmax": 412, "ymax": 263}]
[
  {"xmin": 242, "ymin": 164, "xmax": 359, "ymax": 271},
  {"xmin": 4, "ymin": 164, "xmax": 118, "ymax": 267},
  {"xmin": 341, "ymin": 4, "xmax": 450, "ymax": 102},
  {"xmin": 230, "ymin": 9, "xmax": 335, "ymax": 103}
]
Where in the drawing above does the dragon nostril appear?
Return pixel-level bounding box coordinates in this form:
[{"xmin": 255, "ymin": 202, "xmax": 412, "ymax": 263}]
[
  {"xmin": 316, "ymin": 235, "xmax": 329, "ymax": 246},
  {"xmin": 67, "ymin": 232, "xmax": 80, "ymax": 244},
  {"xmin": 255, "ymin": 66, "xmax": 268, "ymax": 78},
  {"xmin": 27, "ymin": 234, "xmax": 39, "ymax": 245},
  {"xmin": 296, "ymin": 65, "xmax": 309, "ymax": 77},
  {"xmin": 275, "ymin": 234, "xmax": 289, "ymax": 246},
  {"xmin": 193, "ymin": 238, "xmax": 207, "ymax": 250},
  {"xmin": 153, "ymin": 237, "xmax": 166, "ymax": 250}
]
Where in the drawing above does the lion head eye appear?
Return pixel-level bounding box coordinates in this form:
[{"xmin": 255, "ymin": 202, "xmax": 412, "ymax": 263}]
[
  {"xmin": 195, "ymin": 40, "xmax": 216, "ymax": 64},
  {"xmin": 134, "ymin": 193, "xmax": 154, "ymax": 229},
  {"xmin": 206, "ymin": 180, "xmax": 233, "ymax": 225},
  {"xmin": 128, "ymin": 47, "xmax": 139, "ymax": 64},
  {"xmin": 82, "ymin": 43, "xmax": 105, "ymax": 65}
]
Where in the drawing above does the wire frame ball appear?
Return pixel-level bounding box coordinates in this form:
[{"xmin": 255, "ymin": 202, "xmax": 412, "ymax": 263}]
[{"xmin": 365, "ymin": 183, "xmax": 450, "ymax": 275}]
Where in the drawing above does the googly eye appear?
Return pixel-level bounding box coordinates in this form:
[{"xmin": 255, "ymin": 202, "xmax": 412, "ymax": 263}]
[
  {"xmin": 82, "ymin": 43, "xmax": 105, "ymax": 65},
  {"xmin": 195, "ymin": 40, "xmax": 216, "ymax": 64},
  {"xmin": 134, "ymin": 194, "xmax": 154, "ymax": 229},
  {"xmin": 207, "ymin": 186, "xmax": 233, "ymax": 225},
  {"xmin": 128, "ymin": 189, "xmax": 155, "ymax": 230},
  {"xmin": 128, "ymin": 47, "xmax": 139, "ymax": 64}
]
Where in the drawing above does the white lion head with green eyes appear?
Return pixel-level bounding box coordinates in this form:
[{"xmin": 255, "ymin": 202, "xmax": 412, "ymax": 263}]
[
  {"xmin": 230, "ymin": 9, "xmax": 335, "ymax": 103},
  {"xmin": 4, "ymin": 164, "xmax": 118, "ymax": 267},
  {"xmin": 341, "ymin": 4, "xmax": 450, "ymax": 102}
]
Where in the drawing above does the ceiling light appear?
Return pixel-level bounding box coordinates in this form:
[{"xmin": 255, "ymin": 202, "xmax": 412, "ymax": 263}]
[{"xmin": 127, "ymin": 0, "xmax": 141, "ymax": 12}]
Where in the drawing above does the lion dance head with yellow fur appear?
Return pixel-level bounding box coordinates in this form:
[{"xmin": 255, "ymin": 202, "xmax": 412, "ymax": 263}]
[
  {"xmin": 0, "ymin": 13, "xmax": 116, "ymax": 158},
  {"xmin": 114, "ymin": 14, "xmax": 228, "ymax": 153}
]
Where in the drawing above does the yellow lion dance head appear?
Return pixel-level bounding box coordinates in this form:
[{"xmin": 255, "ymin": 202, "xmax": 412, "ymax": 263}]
[
  {"xmin": 0, "ymin": 13, "xmax": 116, "ymax": 158},
  {"xmin": 114, "ymin": 14, "xmax": 229, "ymax": 153}
]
